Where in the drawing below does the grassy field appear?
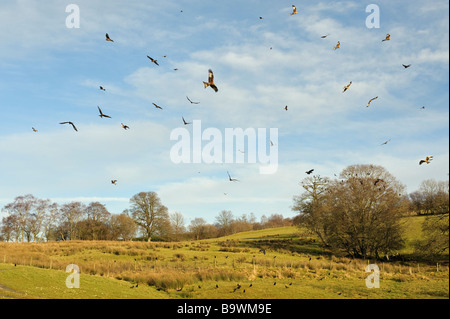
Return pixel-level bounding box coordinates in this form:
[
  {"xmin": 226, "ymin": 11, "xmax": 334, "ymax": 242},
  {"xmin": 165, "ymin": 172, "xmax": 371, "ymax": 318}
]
[{"xmin": 0, "ymin": 220, "xmax": 448, "ymax": 299}]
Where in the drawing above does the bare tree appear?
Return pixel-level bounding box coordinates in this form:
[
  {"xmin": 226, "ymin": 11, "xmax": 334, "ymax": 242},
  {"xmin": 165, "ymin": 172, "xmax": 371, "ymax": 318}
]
[
  {"xmin": 110, "ymin": 213, "xmax": 137, "ymax": 241},
  {"xmin": 293, "ymin": 165, "xmax": 407, "ymax": 259},
  {"xmin": 189, "ymin": 218, "xmax": 208, "ymax": 240},
  {"xmin": 58, "ymin": 202, "xmax": 86, "ymax": 240},
  {"xmin": 170, "ymin": 212, "xmax": 186, "ymax": 241},
  {"xmin": 215, "ymin": 210, "xmax": 234, "ymax": 236},
  {"xmin": 129, "ymin": 192, "xmax": 169, "ymax": 241}
]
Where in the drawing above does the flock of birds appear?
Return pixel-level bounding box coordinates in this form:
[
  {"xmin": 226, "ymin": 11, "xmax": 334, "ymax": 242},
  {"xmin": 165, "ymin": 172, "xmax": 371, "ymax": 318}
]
[{"xmin": 28, "ymin": 4, "xmax": 436, "ymax": 188}]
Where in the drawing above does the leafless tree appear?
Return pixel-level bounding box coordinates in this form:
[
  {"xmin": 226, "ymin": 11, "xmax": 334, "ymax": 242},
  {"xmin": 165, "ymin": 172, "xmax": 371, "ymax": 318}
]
[{"xmin": 129, "ymin": 192, "xmax": 169, "ymax": 242}]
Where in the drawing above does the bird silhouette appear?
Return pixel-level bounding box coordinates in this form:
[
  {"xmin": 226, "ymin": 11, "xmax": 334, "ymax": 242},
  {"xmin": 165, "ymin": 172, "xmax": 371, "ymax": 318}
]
[
  {"xmin": 284, "ymin": 105, "xmax": 288, "ymax": 111},
  {"xmin": 147, "ymin": 56, "xmax": 159, "ymax": 66},
  {"xmin": 402, "ymin": 64, "xmax": 411, "ymax": 69},
  {"xmin": 186, "ymin": 96, "xmax": 200, "ymax": 104},
  {"xmin": 121, "ymin": 123, "xmax": 130, "ymax": 130},
  {"xmin": 99, "ymin": 86, "xmax": 106, "ymax": 91},
  {"xmin": 32, "ymin": 127, "xmax": 38, "ymax": 132},
  {"xmin": 291, "ymin": 5, "xmax": 298, "ymax": 15},
  {"xmin": 367, "ymin": 96, "xmax": 378, "ymax": 107},
  {"xmin": 382, "ymin": 33, "xmax": 390, "ymax": 42},
  {"xmin": 306, "ymin": 169, "xmax": 314, "ymax": 175},
  {"xmin": 153, "ymin": 103, "xmax": 163, "ymax": 110},
  {"xmin": 227, "ymin": 171, "xmax": 239, "ymax": 182},
  {"xmin": 182, "ymin": 117, "xmax": 191, "ymax": 125},
  {"xmin": 343, "ymin": 81, "xmax": 352, "ymax": 93},
  {"xmin": 105, "ymin": 33, "xmax": 114, "ymax": 42},
  {"xmin": 333, "ymin": 41, "xmax": 340, "ymax": 50},
  {"xmin": 419, "ymin": 156, "xmax": 433, "ymax": 165},
  {"xmin": 111, "ymin": 180, "xmax": 117, "ymax": 185},
  {"xmin": 203, "ymin": 69, "xmax": 218, "ymax": 92},
  {"xmin": 381, "ymin": 139, "xmax": 391, "ymax": 145},
  {"xmin": 59, "ymin": 121, "xmax": 78, "ymax": 131},
  {"xmin": 321, "ymin": 34, "xmax": 330, "ymax": 38},
  {"xmin": 98, "ymin": 106, "xmax": 111, "ymax": 118}
]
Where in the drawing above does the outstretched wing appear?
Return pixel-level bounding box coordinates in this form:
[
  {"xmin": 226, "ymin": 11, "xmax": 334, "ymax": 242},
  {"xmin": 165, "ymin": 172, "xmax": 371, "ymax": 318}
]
[{"xmin": 208, "ymin": 69, "xmax": 214, "ymax": 83}]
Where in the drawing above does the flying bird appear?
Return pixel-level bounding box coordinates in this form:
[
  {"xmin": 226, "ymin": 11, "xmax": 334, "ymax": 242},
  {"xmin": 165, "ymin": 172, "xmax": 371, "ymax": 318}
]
[
  {"xmin": 402, "ymin": 64, "xmax": 411, "ymax": 69},
  {"xmin": 111, "ymin": 180, "xmax": 117, "ymax": 185},
  {"xmin": 284, "ymin": 105, "xmax": 288, "ymax": 111},
  {"xmin": 99, "ymin": 86, "xmax": 106, "ymax": 91},
  {"xmin": 367, "ymin": 96, "xmax": 378, "ymax": 107},
  {"xmin": 343, "ymin": 81, "xmax": 352, "ymax": 93},
  {"xmin": 105, "ymin": 33, "xmax": 114, "ymax": 42},
  {"xmin": 381, "ymin": 139, "xmax": 391, "ymax": 145},
  {"xmin": 419, "ymin": 156, "xmax": 433, "ymax": 165},
  {"xmin": 182, "ymin": 117, "xmax": 191, "ymax": 125},
  {"xmin": 291, "ymin": 5, "xmax": 298, "ymax": 15},
  {"xmin": 153, "ymin": 103, "xmax": 163, "ymax": 110},
  {"xmin": 59, "ymin": 122, "xmax": 78, "ymax": 131},
  {"xmin": 333, "ymin": 41, "xmax": 340, "ymax": 50},
  {"xmin": 382, "ymin": 33, "xmax": 390, "ymax": 42},
  {"xmin": 147, "ymin": 56, "xmax": 159, "ymax": 66},
  {"xmin": 32, "ymin": 127, "xmax": 38, "ymax": 132},
  {"xmin": 227, "ymin": 171, "xmax": 239, "ymax": 182},
  {"xmin": 121, "ymin": 123, "xmax": 130, "ymax": 130},
  {"xmin": 97, "ymin": 106, "xmax": 111, "ymax": 118},
  {"xmin": 186, "ymin": 96, "xmax": 200, "ymax": 104},
  {"xmin": 306, "ymin": 169, "xmax": 314, "ymax": 175},
  {"xmin": 203, "ymin": 69, "xmax": 218, "ymax": 92},
  {"xmin": 321, "ymin": 34, "xmax": 330, "ymax": 38},
  {"xmin": 259, "ymin": 248, "xmax": 266, "ymax": 255}
]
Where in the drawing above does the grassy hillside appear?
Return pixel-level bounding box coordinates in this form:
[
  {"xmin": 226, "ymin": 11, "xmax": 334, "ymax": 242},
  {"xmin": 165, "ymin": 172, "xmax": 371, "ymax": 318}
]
[{"xmin": 0, "ymin": 218, "xmax": 448, "ymax": 299}]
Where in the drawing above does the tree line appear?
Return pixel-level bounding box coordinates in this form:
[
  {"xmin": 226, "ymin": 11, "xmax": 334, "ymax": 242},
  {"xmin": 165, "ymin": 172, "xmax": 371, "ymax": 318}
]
[
  {"xmin": 1, "ymin": 164, "xmax": 448, "ymax": 260},
  {"xmin": 0, "ymin": 192, "xmax": 291, "ymax": 243}
]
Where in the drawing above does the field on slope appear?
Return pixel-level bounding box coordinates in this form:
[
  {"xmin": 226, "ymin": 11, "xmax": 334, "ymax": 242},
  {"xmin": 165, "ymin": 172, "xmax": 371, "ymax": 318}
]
[{"xmin": 0, "ymin": 221, "xmax": 448, "ymax": 299}]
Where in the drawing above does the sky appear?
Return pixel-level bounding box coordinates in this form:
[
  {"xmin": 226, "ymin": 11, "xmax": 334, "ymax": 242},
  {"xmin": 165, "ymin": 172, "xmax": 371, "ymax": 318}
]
[{"xmin": 0, "ymin": 0, "xmax": 448, "ymax": 225}]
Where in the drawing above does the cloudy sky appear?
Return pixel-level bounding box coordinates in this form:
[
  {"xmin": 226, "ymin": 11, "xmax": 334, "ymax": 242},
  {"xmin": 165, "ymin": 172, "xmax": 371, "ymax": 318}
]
[{"xmin": 0, "ymin": 0, "xmax": 448, "ymax": 224}]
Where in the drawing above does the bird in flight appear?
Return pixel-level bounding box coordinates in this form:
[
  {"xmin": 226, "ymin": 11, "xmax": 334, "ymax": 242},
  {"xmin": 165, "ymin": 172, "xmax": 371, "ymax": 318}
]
[
  {"xmin": 419, "ymin": 156, "xmax": 433, "ymax": 165},
  {"xmin": 182, "ymin": 117, "xmax": 191, "ymax": 125},
  {"xmin": 284, "ymin": 105, "xmax": 288, "ymax": 111},
  {"xmin": 99, "ymin": 86, "xmax": 106, "ymax": 91},
  {"xmin": 121, "ymin": 123, "xmax": 130, "ymax": 130},
  {"xmin": 60, "ymin": 121, "xmax": 78, "ymax": 131},
  {"xmin": 111, "ymin": 180, "xmax": 117, "ymax": 185},
  {"xmin": 381, "ymin": 139, "xmax": 391, "ymax": 145},
  {"xmin": 402, "ymin": 64, "xmax": 411, "ymax": 69},
  {"xmin": 382, "ymin": 33, "xmax": 391, "ymax": 42},
  {"xmin": 333, "ymin": 41, "xmax": 340, "ymax": 50},
  {"xmin": 97, "ymin": 106, "xmax": 111, "ymax": 118},
  {"xmin": 147, "ymin": 56, "xmax": 159, "ymax": 66},
  {"xmin": 306, "ymin": 169, "xmax": 314, "ymax": 175},
  {"xmin": 227, "ymin": 171, "xmax": 239, "ymax": 182},
  {"xmin": 153, "ymin": 103, "xmax": 163, "ymax": 109},
  {"xmin": 291, "ymin": 5, "xmax": 298, "ymax": 15},
  {"xmin": 186, "ymin": 96, "xmax": 200, "ymax": 104},
  {"xmin": 343, "ymin": 81, "xmax": 352, "ymax": 93},
  {"xmin": 367, "ymin": 96, "xmax": 378, "ymax": 107},
  {"xmin": 32, "ymin": 127, "xmax": 38, "ymax": 132},
  {"xmin": 321, "ymin": 34, "xmax": 330, "ymax": 38},
  {"xmin": 203, "ymin": 69, "xmax": 218, "ymax": 92},
  {"xmin": 105, "ymin": 33, "xmax": 114, "ymax": 42}
]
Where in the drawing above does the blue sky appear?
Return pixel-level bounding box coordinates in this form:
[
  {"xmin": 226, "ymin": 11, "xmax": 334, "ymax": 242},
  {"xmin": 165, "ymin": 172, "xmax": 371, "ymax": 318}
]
[{"xmin": 0, "ymin": 0, "xmax": 448, "ymax": 225}]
